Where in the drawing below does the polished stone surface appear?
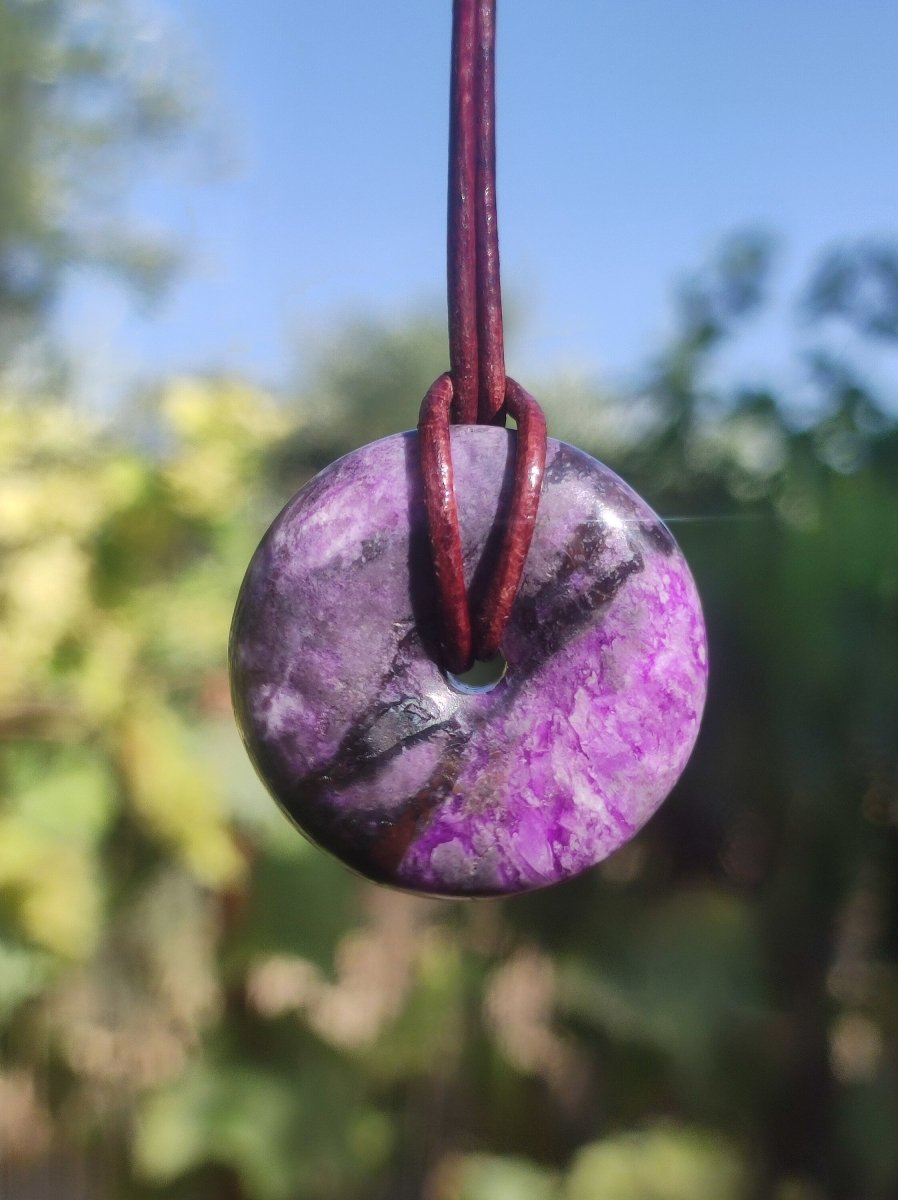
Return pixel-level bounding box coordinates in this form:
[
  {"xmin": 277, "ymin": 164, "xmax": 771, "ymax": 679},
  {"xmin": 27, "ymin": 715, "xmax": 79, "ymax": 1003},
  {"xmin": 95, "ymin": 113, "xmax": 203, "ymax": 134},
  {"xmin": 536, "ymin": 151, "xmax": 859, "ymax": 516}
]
[{"xmin": 230, "ymin": 427, "xmax": 707, "ymax": 896}]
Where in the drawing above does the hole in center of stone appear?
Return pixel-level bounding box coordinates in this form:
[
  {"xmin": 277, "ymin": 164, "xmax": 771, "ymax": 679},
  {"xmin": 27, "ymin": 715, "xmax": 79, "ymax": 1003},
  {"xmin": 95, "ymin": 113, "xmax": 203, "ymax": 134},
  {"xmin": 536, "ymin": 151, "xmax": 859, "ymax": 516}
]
[{"xmin": 446, "ymin": 653, "xmax": 508, "ymax": 694}]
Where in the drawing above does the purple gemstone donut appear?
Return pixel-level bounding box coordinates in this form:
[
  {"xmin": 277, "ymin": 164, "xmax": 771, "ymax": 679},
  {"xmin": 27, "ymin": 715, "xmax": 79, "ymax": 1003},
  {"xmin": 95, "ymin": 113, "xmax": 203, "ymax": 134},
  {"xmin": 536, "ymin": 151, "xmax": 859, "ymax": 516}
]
[{"xmin": 230, "ymin": 427, "xmax": 707, "ymax": 897}]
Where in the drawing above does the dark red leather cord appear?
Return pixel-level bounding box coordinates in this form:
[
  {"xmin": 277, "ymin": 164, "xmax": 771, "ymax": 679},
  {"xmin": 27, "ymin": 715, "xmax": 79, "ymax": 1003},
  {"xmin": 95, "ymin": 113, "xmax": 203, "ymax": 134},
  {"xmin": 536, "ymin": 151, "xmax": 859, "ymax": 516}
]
[
  {"xmin": 448, "ymin": 0, "xmax": 505, "ymax": 424},
  {"xmin": 419, "ymin": 375, "xmax": 547, "ymax": 670},
  {"xmin": 447, "ymin": 0, "xmax": 479, "ymax": 424},
  {"xmin": 419, "ymin": 0, "xmax": 547, "ymax": 671},
  {"xmin": 418, "ymin": 373, "xmax": 472, "ymax": 673},
  {"xmin": 471, "ymin": 378, "xmax": 547, "ymax": 658},
  {"xmin": 473, "ymin": 0, "xmax": 506, "ymax": 425}
]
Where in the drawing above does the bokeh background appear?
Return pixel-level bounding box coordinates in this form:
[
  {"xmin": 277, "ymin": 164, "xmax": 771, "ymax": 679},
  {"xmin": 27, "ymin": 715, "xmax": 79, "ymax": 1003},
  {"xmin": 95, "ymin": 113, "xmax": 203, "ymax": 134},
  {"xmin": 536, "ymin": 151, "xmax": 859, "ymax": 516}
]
[{"xmin": 2, "ymin": 2, "xmax": 898, "ymax": 1198}]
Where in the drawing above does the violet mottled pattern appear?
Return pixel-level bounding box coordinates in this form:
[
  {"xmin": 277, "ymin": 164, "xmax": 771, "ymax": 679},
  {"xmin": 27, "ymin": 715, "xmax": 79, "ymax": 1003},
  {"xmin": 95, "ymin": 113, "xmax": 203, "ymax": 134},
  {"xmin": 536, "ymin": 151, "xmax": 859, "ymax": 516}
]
[{"xmin": 230, "ymin": 427, "xmax": 708, "ymax": 897}]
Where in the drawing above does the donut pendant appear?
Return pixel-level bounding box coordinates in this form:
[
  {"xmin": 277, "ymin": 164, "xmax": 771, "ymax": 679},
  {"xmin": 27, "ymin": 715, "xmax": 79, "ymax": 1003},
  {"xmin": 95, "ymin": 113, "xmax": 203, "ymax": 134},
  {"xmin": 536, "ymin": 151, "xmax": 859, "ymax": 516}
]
[
  {"xmin": 229, "ymin": 0, "xmax": 708, "ymax": 895},
  {"xmin": 229, "ymin": 427, "xmax": 707, "ymax": 897}
]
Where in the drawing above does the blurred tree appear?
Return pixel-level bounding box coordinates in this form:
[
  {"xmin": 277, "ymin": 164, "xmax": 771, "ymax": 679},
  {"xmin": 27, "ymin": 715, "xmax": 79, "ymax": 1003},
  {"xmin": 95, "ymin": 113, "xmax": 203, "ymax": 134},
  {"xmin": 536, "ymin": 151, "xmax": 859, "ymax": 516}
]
[
  {"xmin": 273, "ymin": 314, "xmax": 451, "ymax": 482},
  {"xmin": 0, "ymin": 0, "xmax": 192, "ymax": 368},
  {"xmin": 1, "ymin": 234, "xmax": 898, "ymax": 1200},
  {"xmin": 804, "ymin": 241, "xmax": 898, "ymax": 342}
]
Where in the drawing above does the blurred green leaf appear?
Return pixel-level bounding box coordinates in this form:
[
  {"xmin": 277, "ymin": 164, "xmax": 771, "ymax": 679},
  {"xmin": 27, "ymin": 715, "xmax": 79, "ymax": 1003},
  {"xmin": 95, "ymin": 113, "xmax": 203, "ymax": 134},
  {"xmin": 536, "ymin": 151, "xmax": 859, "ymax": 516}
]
[
  {"xmin": 565, "ymin": 1127, "xmax": 745, "ymax": 1200},
  {"xmin": 435, "ymin": 1153, "xmax": 562, "ymax": 1200},
  {"xmin": 0, "ymin": 937, "xmax": 55, "ymax": 1017}
]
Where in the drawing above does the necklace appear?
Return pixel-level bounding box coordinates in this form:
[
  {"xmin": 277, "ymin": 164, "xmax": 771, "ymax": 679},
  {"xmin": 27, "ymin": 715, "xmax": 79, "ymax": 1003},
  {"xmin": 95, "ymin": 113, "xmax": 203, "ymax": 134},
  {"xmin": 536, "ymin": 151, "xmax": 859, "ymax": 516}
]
[{"xmin": 229, "ymin": 1, "xmax": 707, "ymax": 897}]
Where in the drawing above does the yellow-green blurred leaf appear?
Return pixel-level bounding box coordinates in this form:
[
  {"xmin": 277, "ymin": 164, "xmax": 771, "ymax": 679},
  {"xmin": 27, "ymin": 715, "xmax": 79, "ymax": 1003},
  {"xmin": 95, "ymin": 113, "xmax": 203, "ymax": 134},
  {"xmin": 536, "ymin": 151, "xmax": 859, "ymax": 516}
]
[
  {"xmin": 0, "ymin": 816, "xmax": 101, "ymax": 959},
  {"xmin": 119, "ymin": 695, "xmax": 243, "ymax": 887},
  {"xmin": 565, "ymin": 1127, "xmax": 746, "ymax": 1200},
  {"xmin": 434, "ymin": 1153, "xmax": 561, "ymax": 1200}
]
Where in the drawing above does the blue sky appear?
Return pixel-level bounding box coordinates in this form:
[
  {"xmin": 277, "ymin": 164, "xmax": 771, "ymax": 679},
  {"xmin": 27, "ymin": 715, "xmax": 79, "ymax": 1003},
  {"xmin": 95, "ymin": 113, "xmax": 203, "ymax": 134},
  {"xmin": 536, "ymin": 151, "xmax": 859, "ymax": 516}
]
[{"xmin": 60, "ymin": 0, "xmax": 898, "ymax": 404}]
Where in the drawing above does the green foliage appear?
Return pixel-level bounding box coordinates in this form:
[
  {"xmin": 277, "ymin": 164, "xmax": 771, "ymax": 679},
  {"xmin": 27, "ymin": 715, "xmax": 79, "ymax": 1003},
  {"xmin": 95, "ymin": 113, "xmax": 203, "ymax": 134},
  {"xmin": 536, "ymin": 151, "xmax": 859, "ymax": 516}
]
[
  {"xmin": 0, "ymin": 0, "xmax": 193, "ymax": 365},
  {"xmin": 565, "ymin": 1127, "xmax": 745, "ymax": 1200},
  {"xmin": 431, "ymin": 1126, "xmax": 746, "ymax": 1200},
  {"xmin": 2, "ymin": 237, "xmax": 898, "ymax": 1200},
  {"xmin": 434, "ymin": 1153, "xmax": 562, "ymax": 1200}
]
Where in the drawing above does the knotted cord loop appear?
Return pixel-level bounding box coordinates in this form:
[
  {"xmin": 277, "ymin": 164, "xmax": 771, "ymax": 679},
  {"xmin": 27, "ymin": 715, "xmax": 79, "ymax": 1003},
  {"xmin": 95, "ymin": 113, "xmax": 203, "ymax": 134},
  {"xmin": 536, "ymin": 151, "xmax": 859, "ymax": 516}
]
[
  {"xmin": 419, "ymin": 0, "xmax": 547, "ymax": 671},
  {"xmin": 418, "ymin": 373, "xmax": 472, "ymax": 673},
  {"xmin": 418, "ymin": 376, "xmax": 546, "ymax": 670},
  {"xmin": 471, "ymin": 378, "xmax": 547, "ymax": 658}
]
